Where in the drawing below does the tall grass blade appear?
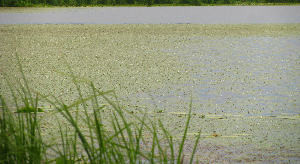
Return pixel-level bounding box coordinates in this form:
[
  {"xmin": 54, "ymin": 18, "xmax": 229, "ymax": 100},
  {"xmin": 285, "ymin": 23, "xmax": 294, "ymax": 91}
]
[
  {"xmin": 177, "ymin": 94, "xmax": 193, "ymax": 164},
  {"xmin": 189, "ymin": 130, "xmax": 201, "ymax": 164}
]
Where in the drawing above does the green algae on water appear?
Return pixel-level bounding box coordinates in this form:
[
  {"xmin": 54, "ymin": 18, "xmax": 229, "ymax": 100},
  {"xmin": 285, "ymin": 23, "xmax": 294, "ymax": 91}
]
[{"xmin": 16, "ymin": 106, "xmax": 44, "ymax": 113}]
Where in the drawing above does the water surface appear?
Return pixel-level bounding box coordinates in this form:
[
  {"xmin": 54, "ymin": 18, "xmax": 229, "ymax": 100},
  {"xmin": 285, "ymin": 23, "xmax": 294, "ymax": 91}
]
[
  {"xmin": 0, "ymin": 6, "xmax": 300, "ymax": 24},
  {"xmin": 0, "ymin": 21, "xmax": 299, "ymax": 163},
  {"xmin": 0, "ymin": 24, "xmax": 299, "ymax": 117}
]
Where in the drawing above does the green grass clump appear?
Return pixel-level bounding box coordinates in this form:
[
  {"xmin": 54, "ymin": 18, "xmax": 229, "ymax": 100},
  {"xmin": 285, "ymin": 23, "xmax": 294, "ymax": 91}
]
[
  {"xmin": 0, "ymin": 54, "xmax": 45, "ymax": 164},
  {"xmin": 0, "ymin": 53, "xmax": 201, "ymax": 163}
]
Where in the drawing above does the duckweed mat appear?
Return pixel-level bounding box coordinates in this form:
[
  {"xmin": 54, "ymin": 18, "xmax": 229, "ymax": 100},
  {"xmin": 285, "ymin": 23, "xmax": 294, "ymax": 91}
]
[{"xmin": 1, "ymin": 24, "xmax": 300, "ymax": 162}]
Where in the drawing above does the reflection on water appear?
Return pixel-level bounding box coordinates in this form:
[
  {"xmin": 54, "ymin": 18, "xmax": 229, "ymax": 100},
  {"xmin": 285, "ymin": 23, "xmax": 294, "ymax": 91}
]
[
  {"xmin": 139, "ymin": 36, "xmax": 300, "ymax": 117},
  {"xmin": 0, "ymin": 6, "xmax": 300, "ymax": 24}
]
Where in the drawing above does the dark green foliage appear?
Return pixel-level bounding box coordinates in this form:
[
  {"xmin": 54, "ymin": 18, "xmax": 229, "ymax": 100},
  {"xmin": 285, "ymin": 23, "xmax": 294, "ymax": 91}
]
[
  {"xmin": 0, "ymin": 53, "xmax": 44, "ymax": 164},
  {"xmin": 1, "ymin": 0, "xmax": 298, "ymax": 6}
]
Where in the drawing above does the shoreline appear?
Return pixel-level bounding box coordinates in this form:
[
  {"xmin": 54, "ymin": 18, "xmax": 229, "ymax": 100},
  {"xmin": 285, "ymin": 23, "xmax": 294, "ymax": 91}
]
[{"xmin": 0, "ymin": 3, "xmax": 299, "ymax": 10}]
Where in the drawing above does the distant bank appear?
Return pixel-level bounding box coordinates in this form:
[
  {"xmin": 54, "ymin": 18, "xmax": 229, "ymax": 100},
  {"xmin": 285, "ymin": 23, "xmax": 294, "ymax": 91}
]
[{"xmin": 0, "ymin": 0, "xmax": 300, "ymax": 8}]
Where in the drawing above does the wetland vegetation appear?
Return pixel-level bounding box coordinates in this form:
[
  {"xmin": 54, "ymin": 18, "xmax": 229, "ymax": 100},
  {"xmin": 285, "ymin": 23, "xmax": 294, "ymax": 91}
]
[
  {"xmin": 0, "ymin": 54, "xmax": 201, "ymax": 163},
  {"xmin": 1, "ymin": 24, "xmax": 300, "ymax": 163}
]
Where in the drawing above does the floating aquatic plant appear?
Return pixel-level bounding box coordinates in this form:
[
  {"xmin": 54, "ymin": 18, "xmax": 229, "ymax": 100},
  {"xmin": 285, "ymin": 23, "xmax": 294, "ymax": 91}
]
[{"xmin": 16, "ymin": 106, "xmax": 44, "ymax": 113}]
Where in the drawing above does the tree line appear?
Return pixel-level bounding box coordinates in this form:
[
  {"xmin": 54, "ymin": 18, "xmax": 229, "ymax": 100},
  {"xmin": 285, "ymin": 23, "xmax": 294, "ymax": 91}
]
[{"xmin": 1, "ymin": 0, "xmax": 299, "ymax": 8}]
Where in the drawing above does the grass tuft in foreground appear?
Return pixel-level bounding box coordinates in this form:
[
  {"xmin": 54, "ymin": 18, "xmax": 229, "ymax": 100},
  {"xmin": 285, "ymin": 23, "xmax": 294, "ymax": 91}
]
[
  {"xmin": 0, "ymin": 53, "xmax": 201, "ymax": 163},
  {"xmin": 0, "ymin": 53, "xmax": 45, "ymax": 164}
]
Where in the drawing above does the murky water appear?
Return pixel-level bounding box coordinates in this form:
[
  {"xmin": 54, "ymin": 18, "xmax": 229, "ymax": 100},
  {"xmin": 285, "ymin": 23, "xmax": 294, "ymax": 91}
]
[
  {"xmin": 1, "ymin": 23, "xmax": 299, "ymax": 117},
  {"xmin": 0, "ymin": 9, "xmax": 300, "ymax": 162},
  {"xmin": 140, "ymin": 35, "xmax": 300, "ymax": 117},
  {"xmin": 0, "ymin": 6, "xmax": 300, "ymax": 24}
]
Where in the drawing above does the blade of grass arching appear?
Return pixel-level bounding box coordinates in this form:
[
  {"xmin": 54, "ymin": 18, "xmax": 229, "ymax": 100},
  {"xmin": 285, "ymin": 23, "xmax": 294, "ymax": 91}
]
[
  {"xmin": 107, "ymin": 140, "xmax": 147, "ymax": 163},
  {"xmin": 106, "ymin": 114, "xmax": 131, "ymax": 145},
  {"xmin": 111, "ymin": 91, "xmax": 135, "ymax": 148},
  {"xmin": 53, "ymin": 69, "xmax": 92, "ymax": 83},
  {"xmin": 169, "ymin": 135, "xmax": 174, "ymax": 162},
  {"xmin": 106, "ymin": 113, "xmax": 151, "ymax": 162},
  {"xmin": 56, "ymin": 103, "xmax": 94, "ymax": 163},
  {"xmin": 69, "ymin": 103, "xmax": 80, "ymax": 164},
  {"xmin": 61, "ymin": 105, "xmax": 93, "ymax": 163},
  {"xmin": 55, "ymin": 116, "xmax": 67, "ymax": 163},
  {"xmin": 87, "ymin": 82, "xmax": 114, "ymax": 162},
  {"xmin": 90, "ymin": 82, "xmax": 105, "ymax": 141},
  {"xmin": 148, "ymin": 134, "xmax": 164, "ymax": 161},
  {"xmin": 107, "ymin": 99, "xmax": 155, "ymax": 136},
  {"xmin": 107, "ymin": 124, "xmax": 130, "ymax": 164},
  {"xmin": 101, "ymin": 89, "xmax": 156, "ymax": 161},
  {"xmin": 55, "ymin": 112, "xmax": 77, "ymax": 164},
  {"xmin": 177, "ymin": 95, "xmax": 193, "ymax": 164},
  {"xmin": 1, "ymin": 76, "xmax": 24, "ymax": 163},
  {"xmin": 157, "ymin": 133, "xmax": 169, "ymax": 163},
  {"xmin": 34, "ymin": 95, "xmax": 42, "ymax": 158},
  {"xmin": 0, "ymin": 95, "xmax": 13, "ymax": 163},
  {"xmin": 133, "ymin": 111, "xmax": 147, "ymax": 162},
  {"xmin": 76, "ymin": 105, "xmax": 96, "ymax": 160},
  {"xmin": 158, "ymin": 119, "xmax": 175, "ymax": 163},
  {"xmin": 107, "ymin": 134, "xmax": 131, "ymax": 163},
  {"xmin": 13, "ymin": 113, "xmax": 27, "ymax": 163},
  {"xmin": 2, "ymin": 72, "xmax": 20, "ymax": 111},
  {"xmin": 14, "ymin": 98, "xmax": 34, "ymax": 163},
  {"xmin": 64, "ymin": 123, "xmax": 77, "ymax": 164},
  {"xmin": 189, "ymin": 130, "xmax": 201, "ymax": 164},
  {"xmin": 15, "ymin": 53, "xmax": 34, "ymax": 108},
  {"xmin": 134, "ymin": 97, "xmax": 167, "ymax": 164},
  {"xmin": 149, "ymin": 115, "xmax": 158, "ymax": 164},
  {"xmin": 111, "ymin": 111, "xmax": 132, "ymax": 162},
  {"xmin": 150, "ymin": 118, "xmax": 169, "ymax": 163},
  {"xmin": 109, "ymin": 137, "xmax": 127, "ymax": 164},
  {"xmin": 102, "ymin": 98, "xmax": 169, "ymax": 162},
  {"xmin": 105, "ymin": 114, "xmax": 151, "ymax": 162},
  {"xmin": 108, "ymin": 144, "xmax": 122, "ymax": 164},
  {"xmin": 92, "ymin": 105, "xmax": 107, "ymax": 162},
  {"xmin": 16, "ymin": 82, "xmax": 43, "ymax": 158},
  {"xmin": 97, "ymin": 90, "xmax": 137, "ymax": 162},
  {"xmin": 126, "ymin": 106, "xmax": 159, "ymax": 161},
  {"xmin": 2, "ymin": 69, "xmax": 28, "ymax": 163},
  {"xmin": 12, "ymin": 89, "xmax": 29, "ymax": 163},
  {"xmin": 1, "ymin": 94, "xmax": 25, "ymax": 162},
  {"xmin": 67, "ymin": 90, "xmax": 112, "ymax": 109},
  {"xmin": 63, "ymin": 63, "xmax": 99, "ymax": 161},
  {"xmin": 61, "ymin": 61, "xmax": 89, "ymax": 112},
  {"xmin": 23, "ymin": 111, "xmax": 33, "ymax": 164},
  {"xmin": 28, "ymin": 94, "xmax": 42, "ymax": 164},
  {"xmin": 38, "ymin": 86, "xmax": 82, "ymax": 162},
  {"xmin": 69, "ymin": 136, "xmax": 79, "ymax": 164},
  {"xmin": 90, "ymin": 82, "xmax": 106, "ymax": 163}
]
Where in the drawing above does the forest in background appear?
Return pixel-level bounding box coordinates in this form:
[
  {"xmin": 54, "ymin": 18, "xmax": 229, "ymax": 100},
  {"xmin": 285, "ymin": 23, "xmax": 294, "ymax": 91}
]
[{"xmin": 1, "ymin": 0, "xmax": 299, "ymax": 7}]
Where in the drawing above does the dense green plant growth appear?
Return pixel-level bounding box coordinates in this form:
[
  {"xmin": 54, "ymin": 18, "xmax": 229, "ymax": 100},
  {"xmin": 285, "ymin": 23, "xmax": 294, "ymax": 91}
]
[
  {"xmin": 0, "ymin": 53, "xmax": 201, "ymax": 163},
  {"xmin": 0, "ymin": 0, "xmax": 299, "ymax": 7},
  {"xmin": 0, "ymin": 55, "xmax": 45, "ymax": 164}
]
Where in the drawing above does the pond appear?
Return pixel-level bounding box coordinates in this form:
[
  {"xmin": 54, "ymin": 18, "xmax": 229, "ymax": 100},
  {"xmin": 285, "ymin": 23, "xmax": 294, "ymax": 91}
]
[
  {"xmin": 0, "ymin": 23, "xmax": 299, "ymax": 117},
  {"xmin": 0, "ymin": 7, "xmax": 299, "ymax": 117},
  {"xmin": 0, "ymin": 7, "xmax": 300, "ymax": 163}
]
